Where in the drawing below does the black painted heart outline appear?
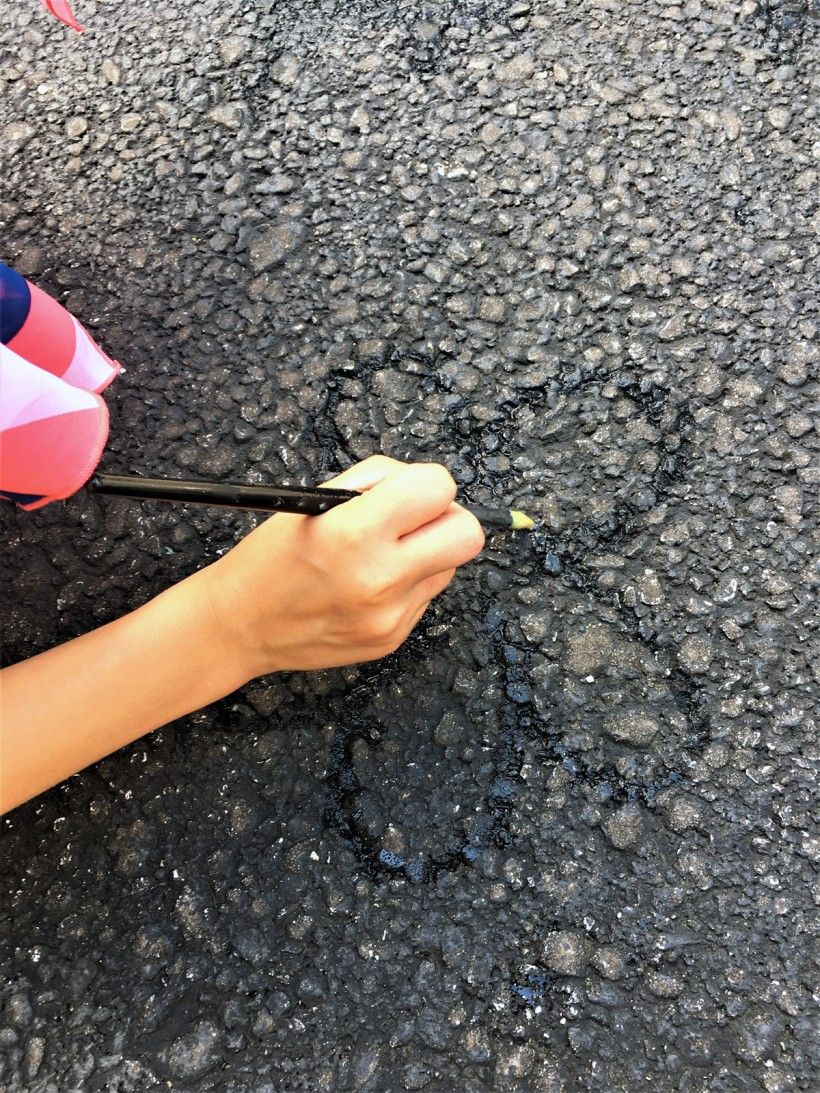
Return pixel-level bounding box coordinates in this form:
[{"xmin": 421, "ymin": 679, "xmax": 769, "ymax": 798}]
[{"xmin": 317, "ymin": 348, "xmax": 711, "ymax": 882}]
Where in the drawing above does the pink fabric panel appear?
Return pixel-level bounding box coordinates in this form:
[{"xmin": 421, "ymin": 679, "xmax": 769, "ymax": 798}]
[
  {"xmin": 6, "ymin": 281, "xmax": 77, "ymax": 379},
  {"xmin": 61, "ymin": 317, "xmax": 122, "ymax": 394},
  {"xmin": 40, "ymin": 1, "xmax": 84, "ymax": 33},
  {"xmin": 0, "ymin": 344, "xmax": 109, "ymax": 507},
  {"xmin": 0, "ymin": 343, "xmax": 99, "ymax": 430},
  {"xmin": 1, "ymin": 408, "xmax": 108, "ymax": 506}
]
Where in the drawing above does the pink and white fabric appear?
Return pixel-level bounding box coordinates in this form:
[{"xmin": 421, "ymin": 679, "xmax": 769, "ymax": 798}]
[{"xmin": 0, "ymin": 261, "xmax": 121, "ymax": 510}]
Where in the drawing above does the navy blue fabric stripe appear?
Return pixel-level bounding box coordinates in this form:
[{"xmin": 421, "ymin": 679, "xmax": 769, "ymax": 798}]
[
  {"xmin": 0, "ymin": 489, "xmax": 46, "ymax": 506},
  {"xmin": 0, "ymin": 261, "xmax": 32, "ymax": 345}
]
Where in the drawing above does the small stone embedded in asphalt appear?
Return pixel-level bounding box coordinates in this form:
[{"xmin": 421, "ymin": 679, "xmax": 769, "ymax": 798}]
[
  {"xmin": 65, "ymin": 116, "xmax": 88, "ymax": 138},
  {"xmin": 664, "ymin": 794, "xmax": 704, "ymax": 834},
  {"xmin": 564, "ymin": 623, "xmax": 621, "ymax": 676},
  {"xmin": 543, "ymin": 551, "xmax": 562, "ymax": 575},
  {"xmin": 5, "ymin": 993, "xmax": 33, "ymax": 1028},
  {"xmin": 248, "ymin": 219, "xmax": 305, "ymax": 272},
  {"xmin": 478, "ymin": 120, "xmax": 502, "ymax": 145},
  {"xmin": 637, "ymin": 568, "xmax": 664, "ymax": 604},
  {"xmin": 266, "ymin": 172, "xmax": 295, "ymax": 193},
  {"xmin": 496, "ymin": 54, "xmax": 536, "ymax": 83},
  {"xmin": 1, "ymin": 1, "xmax": 817, "ymax": 1090},
  {"xmin": 592, "ymin": 945, "xmax": 627, "ymax": 981},
  {"xmin": 2, "ymin": 120, "xmax": 35, "ymax": 151},
  {"xmin": 163, "ymin": 1021, "xmax": 223, "ymax": 1081},
  {"xmin": 678, "ymin": 635, "xmax": 714, "ymax": 674},
  {"xmin": 219, "ymin": 35, "xmax": 251, "ymax": 66},
  {"xmin": 207, "ymin": 101, "xmax": 246, "ymax": 130},
  {"xmin": 603, "ymin": 803, "xmax": 644, "ymax": 849},
  {"xmin": 433, "ymin": 709, "xmax": 464, "ymax": 747},
  {"xmin": 25, "ymin": 1036, "xmax": 45, "ymax": 1080},
  {"xmin": 100, "ymin": 58, "xmax": 121, "ymax": 84},
  {"xmin": 646, "ymin": 970, "xmax": 683, "ymax": 999},
  {"xmin": 604, "ymin": 708, "xmax": 660, "ymax": 747},
  {"xmin": 542, "ymin": 930, "xmax": 592, "ymax": 976},
  {"xmin": 478, "ymin": 294, "xmax": 506, "ymax": 322},
  {"xmin": 272, "ymin": 52, "xmax": 300, "ymax": 87},
  {"xmin": 767, "ymin": 106, "xmax": 792, "ymax": 130},
  {"xmin": 348, "ymin": 105, "xmax": 371, "ymax": 133},
  {"xmin": 119, "ymin": 112, "xmax": 142, "ymax": 133}
]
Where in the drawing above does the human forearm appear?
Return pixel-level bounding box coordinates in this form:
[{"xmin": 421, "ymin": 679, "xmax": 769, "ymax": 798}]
[
  {"xmin": 0, "ymin": 569, "xmax": 250, "ymax": 813},
  {"xmin": 0, "ymin": 457, "xmax": 484, "ymax": 814}
]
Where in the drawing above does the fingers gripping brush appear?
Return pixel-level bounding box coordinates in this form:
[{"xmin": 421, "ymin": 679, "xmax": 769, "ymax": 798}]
[{"xmin": 91, "ymin": 473, "xmax": 536, "ymax": 532}]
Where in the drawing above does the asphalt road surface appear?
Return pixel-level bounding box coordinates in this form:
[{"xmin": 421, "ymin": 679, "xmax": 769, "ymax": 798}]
[{"xmin": 1, "ymin": 1, "xmax": 818, "ymax": 1090}]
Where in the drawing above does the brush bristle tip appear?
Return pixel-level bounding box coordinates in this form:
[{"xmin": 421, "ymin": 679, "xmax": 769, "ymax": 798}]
[{"xmin": 510, "ymin": 510, "xmax": 535, "ymax": 531}]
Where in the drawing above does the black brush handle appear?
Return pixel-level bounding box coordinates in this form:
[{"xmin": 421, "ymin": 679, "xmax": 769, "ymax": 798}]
[
  {"xmin": 90, "ymin": 473, "xmax": 532, "ymax": 531},
  {"xmin": 91, "ymin": 474, "xmax": 357, "ymax": 515}
]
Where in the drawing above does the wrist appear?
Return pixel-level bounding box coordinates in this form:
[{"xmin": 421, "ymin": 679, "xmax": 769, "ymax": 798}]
[
  {"xmin": 139, "ymin": 567, "xmax": 256, "ymax": 704},
  {"xmin": 192, "ymin": 561, "xmax": 268, "ymax": 686}
]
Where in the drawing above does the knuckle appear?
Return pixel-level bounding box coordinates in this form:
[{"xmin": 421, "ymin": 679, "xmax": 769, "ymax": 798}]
[
  {"xmin": 350, "ymin": 567, "xmax": 394, "ymax": 606},
  {"xmin": 440, "ymin": 567, "xmax": 457, "ymax": 590},
  {"xmin": 332, "ymin": 520, "xmax": 365, "ymax": 552},
  {"xmin": 331, "ymin": 512, "xmax": 383, "ymax": 551},
  {"xmin": 425, "ymin": 569, "xmax": 456, "ymax": 600},
  {"xmin": 350, "ymin": 573, "xmax": 381, "ymax": 604},
  {"xmin": 367, "ymin": 608, "xmax": 404, "ymax": 649},
  {"xmin": 413, "ymin": 462, "xmax": 457, "ymax": 503},
  {"xmin": 363, "ymin": 454, "xmax": 403, "ymax": 473}
]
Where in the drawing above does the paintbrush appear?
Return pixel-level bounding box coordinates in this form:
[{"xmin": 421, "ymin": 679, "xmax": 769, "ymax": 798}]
[{"xmin": 91, "ymin": 473, "xmax": 535, "ymax": 531}]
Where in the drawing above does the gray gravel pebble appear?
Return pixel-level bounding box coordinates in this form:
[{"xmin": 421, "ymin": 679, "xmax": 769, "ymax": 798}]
[
  {"xmin": 248, "ymin": 219, "xmax": 305, "ymax": 272},
  {"xmin": 604, "ymin": 709, "xmax": 660, "ymax": 747},
  {"xmin": 542, "ymin": 930, "xmax": 592, "ymax": 976}
]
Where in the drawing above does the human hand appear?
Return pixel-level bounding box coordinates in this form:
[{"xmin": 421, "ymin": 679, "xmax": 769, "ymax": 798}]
[{"xmin": 200, "ymin": 455, "xmax": 486, "ymax": 679}]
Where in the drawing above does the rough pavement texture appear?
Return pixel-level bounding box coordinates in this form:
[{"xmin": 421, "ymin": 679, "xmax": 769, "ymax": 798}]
[{"xmin": 1, "ymin": 1, "xmax": 818, "ymax": 1090}]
